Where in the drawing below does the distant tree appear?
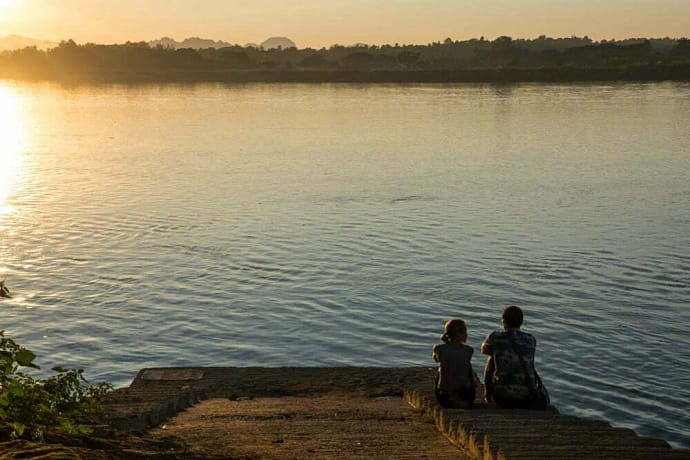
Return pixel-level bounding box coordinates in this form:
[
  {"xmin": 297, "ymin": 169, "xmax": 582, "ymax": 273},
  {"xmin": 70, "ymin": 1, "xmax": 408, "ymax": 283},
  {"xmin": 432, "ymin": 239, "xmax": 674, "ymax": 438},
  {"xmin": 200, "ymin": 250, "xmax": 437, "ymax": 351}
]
[
  {"xmin": 7, "ymin": 46, "xmax": 47, "ymax": 75},
  {"xmin": 174, "ymin": 48, "xmax": 203, "ymax": 67},
  {"xmin": 539, "ymin": 49, "xmax": 563, "ymax": 66},
  {"xmin": 492, "ymin": 36, "xmax": 513, "ymax": 50},
  {"xmin": 341, "ymin": 51, "xmax": 374, "ymax": 69},
  {"xmin": 397, "ymin": 50, "xmax": 421, "ymax": 68},
  {"xmin": 1, "ymin": 35, "xmax": 688, "ymax": 82},
  {"xmin": 478, "ymin": 36, "xmax": 525, "ymax": 66},
  {"xmin": 670, "ymin": 38, "xmax": 690, "ymax": 59},
  {"xmin": 374, "ymin": 53, "xmax": 398, "ymax": 68},
  {"xmin": 298, "ymin": 54, "xmax": 328, "ymax": 67},
  {"xmin": 220, "ymin": 49, "xmax": 255, "ymax": 69}
]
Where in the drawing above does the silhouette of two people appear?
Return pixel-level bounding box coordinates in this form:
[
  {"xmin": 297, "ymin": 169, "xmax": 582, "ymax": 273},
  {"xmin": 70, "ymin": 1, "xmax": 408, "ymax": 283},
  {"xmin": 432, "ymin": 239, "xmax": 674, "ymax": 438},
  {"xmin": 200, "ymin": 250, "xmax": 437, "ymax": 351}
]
[{"xmin": 434, "ymin": 305, "xmax": 549, "ymax": 410}]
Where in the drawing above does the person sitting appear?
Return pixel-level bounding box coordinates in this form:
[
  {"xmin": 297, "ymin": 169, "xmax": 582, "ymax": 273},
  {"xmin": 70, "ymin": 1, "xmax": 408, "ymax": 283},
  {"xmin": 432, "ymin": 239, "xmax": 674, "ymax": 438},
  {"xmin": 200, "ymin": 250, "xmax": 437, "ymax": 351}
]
[
  {"xmin": 481, "ymin": 305, "xmax": 548, "ymax": 409},
  {"xmin": 433, "ymin": 319, "xmax": 477, "ymax": 408}
]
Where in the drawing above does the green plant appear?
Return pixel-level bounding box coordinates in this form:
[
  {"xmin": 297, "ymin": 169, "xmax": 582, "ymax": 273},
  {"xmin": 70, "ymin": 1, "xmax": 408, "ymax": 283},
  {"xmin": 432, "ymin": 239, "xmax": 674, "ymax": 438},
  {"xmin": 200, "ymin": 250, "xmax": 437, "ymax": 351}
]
[
  {"xmin": 0, "ymin": 278, "xmax": 12, "ymax": 298},
  {"xmin": 0, "ymin": 331, "xmax": 113, "ymax": 441}
]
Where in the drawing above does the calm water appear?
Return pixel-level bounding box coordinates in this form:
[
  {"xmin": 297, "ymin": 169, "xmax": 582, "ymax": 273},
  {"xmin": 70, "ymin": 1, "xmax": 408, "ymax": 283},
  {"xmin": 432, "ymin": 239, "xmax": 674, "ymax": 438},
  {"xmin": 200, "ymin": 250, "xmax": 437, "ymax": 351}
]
[{"xmin": 0, "ymin": 81, "xmax": 688, "ymax": 448}]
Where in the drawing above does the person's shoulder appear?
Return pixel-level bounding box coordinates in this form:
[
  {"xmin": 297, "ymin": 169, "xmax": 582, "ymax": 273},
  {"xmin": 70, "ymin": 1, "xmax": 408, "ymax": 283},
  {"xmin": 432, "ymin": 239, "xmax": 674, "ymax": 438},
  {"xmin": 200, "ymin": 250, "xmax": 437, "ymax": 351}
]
[
  {"xmin": 517, "ymin": 329, "xmax": 535, "ymax": 338},
  {"xmin": 481, "ymin": 330, "xmax": 502, "ymax": 354},
  {"xmin": 517, "ymin": 330, "xmax": 537, "ymax": 344},
  {"xmin": 481, "ymin": 330, "xmax": 504, "ymax": 346},
  {"xmin": 487, "ymin": 329, "xmax": 507, "ymax": 339},
  {"xmin": 484, "ymin": 329, "xmax": 503, "ymax": 339}
]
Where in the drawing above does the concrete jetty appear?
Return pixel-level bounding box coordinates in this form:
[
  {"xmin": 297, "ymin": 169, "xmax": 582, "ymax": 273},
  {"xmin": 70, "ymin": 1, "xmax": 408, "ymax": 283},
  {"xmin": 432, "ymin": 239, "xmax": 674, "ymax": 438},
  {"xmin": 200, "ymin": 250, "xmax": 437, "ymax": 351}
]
[{"xmin": 104, "ymin": 367, "xmax": 690, "ymax": 459}]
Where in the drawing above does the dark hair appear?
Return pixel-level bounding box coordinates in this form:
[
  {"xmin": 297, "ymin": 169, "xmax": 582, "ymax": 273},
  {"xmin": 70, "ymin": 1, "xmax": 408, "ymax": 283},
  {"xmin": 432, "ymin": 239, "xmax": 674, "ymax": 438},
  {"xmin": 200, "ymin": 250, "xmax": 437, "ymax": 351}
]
[
  {"xmin": 441, "ymin": 319, "xmax": 467, "ymax": 343},
  {"xmin": 502, "ymin": 305, "xmax": 523, "ymax": 329}
]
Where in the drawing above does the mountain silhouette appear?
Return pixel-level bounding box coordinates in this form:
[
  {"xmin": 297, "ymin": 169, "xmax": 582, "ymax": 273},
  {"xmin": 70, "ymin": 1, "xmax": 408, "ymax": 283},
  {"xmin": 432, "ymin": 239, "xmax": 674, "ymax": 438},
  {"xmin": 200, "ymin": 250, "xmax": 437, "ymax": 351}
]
[
  {"xmin": 0, "ymin": 35, "xmax": 299, "ymax": 51},
  {"xmin": 149, "ymin": 36, "xmax": 234, "ymax": 49},
  {"xmin": 0, "ymin": 34, "xmax": 57, "ymax": 51},
  {"xmin": 148, "ymin": 36, "xmax": 297, "ymax": 50},
  {"xmin": 260, "ymin": 37, "xmax": 297, "ymax": 50}
]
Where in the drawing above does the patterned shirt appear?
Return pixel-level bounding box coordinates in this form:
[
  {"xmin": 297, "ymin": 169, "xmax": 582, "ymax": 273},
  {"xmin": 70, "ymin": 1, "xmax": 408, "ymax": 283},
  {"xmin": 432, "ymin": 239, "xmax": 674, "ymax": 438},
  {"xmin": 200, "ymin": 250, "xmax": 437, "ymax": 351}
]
[{"xmin": 481, "ymin": 328, "xmax": 537, "ymax": 400}]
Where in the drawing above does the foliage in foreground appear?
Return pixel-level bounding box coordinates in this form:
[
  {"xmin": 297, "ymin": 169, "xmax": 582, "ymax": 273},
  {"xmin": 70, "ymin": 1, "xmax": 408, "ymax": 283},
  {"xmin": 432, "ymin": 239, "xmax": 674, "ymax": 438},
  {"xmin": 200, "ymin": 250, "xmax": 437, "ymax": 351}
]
[{"xmin": 0, "ymin": 331, "xmax": 113, "ymax": 441}]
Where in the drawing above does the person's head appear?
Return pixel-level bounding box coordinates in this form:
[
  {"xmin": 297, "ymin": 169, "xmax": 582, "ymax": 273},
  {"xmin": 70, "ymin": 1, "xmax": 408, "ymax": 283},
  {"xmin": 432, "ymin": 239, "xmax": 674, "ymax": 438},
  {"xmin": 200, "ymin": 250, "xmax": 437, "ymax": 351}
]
[
  {"xmin": 441, "ymin": 319, "xmax": 467, "ymax": 344},
  {"xmin": 501, "ymin": 305, "xmax": 523, "ymax": 329}
]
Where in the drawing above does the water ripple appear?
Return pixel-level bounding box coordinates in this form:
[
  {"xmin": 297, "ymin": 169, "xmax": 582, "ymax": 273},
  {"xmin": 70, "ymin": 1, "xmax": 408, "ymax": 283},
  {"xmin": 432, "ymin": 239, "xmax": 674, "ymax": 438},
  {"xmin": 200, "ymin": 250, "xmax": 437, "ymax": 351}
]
[{"xmin": 1, "ymin": 82, "xmax": 688, "ymax": 448}]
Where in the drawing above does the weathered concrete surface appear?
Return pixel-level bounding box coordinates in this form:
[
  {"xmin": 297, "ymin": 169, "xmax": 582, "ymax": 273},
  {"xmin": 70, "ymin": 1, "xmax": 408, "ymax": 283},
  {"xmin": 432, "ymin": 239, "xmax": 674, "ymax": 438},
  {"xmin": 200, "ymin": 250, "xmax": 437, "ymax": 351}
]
[
  {"xmin": 405, "ymin": 388, "xmax": 690, "ymax": 460},
  {"xmin": 104, "ymin": 367, "xmax": 436, "ymax": 432},
  {"xmin": 103, "ymin": 367, "xmax": 690, "ymax": 460},
  {"xmin": 148, "ymin": 395, "xmax": 469, "ymax": 459},
  {"xmin": 105, "ymin": 367, "xmax": 471, "ymax": 458}
]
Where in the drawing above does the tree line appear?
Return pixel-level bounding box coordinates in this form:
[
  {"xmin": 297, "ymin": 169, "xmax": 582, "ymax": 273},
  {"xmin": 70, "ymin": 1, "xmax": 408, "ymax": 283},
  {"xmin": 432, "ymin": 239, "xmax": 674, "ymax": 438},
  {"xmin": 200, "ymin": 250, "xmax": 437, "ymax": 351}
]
[{"xmin": 1, "ymin": 36, "xmax": 689, "ymax": 83}]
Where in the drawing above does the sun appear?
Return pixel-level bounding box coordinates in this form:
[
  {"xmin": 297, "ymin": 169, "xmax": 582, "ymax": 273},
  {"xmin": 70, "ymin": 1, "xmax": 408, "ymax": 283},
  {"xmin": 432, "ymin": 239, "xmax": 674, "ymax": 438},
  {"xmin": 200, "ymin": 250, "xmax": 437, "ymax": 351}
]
[{"xmin": 0, "ymin": 0, "xmax": 15, "ymax": 18}]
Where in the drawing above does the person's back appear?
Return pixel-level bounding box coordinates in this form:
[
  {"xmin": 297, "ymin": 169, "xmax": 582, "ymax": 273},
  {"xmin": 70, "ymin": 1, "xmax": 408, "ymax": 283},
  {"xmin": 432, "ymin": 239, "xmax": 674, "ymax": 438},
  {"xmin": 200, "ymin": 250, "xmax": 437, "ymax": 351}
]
[
  {"xmin": 481, "ymin": 305, "xmax": 546, "ymax": 409},
  {"xmin": 481, "ymin": 328, "xmax": 536, "ymax": 401},
  {"xmin": 433, "ymin": 319, "xmax": 476, "ymax": 408},
  {"xmin": 435, "ymin": 342, "xmax": 474, "ymax": 393}
]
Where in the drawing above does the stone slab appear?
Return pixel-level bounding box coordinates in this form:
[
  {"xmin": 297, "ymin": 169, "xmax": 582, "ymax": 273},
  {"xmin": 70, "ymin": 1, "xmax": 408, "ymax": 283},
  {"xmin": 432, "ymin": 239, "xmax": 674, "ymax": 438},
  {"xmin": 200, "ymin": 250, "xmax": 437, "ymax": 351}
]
[
  {"xmin": 139, "ymin": 368, "xmax": 205, "ymax": 381},
  {"xmin": 105, "ymin": 368, "xmax": 690, "ymax": 460}
]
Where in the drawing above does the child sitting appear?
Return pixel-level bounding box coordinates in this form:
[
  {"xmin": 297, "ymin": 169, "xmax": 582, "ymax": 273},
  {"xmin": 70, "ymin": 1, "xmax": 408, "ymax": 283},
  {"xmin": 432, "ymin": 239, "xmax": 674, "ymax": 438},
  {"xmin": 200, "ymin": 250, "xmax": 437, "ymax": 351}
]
[{"xmin": 433, "ymin": 319, "xmax": 477, "ymax": 408}]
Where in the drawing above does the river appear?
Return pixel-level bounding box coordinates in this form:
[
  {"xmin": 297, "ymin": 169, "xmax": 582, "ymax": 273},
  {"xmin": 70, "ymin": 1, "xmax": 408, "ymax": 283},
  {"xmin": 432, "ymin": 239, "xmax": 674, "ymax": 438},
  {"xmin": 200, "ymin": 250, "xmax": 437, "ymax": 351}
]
[{"xmin": 0, "ymin": 81, "xmax": 688, "ymax": 447}]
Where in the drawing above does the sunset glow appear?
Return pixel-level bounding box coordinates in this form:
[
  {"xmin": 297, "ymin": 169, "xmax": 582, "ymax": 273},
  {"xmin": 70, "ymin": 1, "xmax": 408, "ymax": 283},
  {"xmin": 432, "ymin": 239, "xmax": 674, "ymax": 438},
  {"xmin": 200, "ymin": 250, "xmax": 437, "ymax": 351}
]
[
  {"xmin": 0, "ymin": 0, "xmax": 688, "ymax": 49},
  {"xmin": 0, "ymin": 85, "xmax": 23, "ymax": 214}
]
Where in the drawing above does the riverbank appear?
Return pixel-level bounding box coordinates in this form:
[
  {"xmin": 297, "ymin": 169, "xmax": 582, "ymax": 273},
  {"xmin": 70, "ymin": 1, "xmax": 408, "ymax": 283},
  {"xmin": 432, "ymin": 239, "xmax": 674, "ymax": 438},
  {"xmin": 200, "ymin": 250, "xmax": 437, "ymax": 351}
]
[
  {"xmin": 4, "ymin": 367, "xmax": 688, "ymax": 459},
  {"xmin": 112, "ymin": 367, "xmax": 690, "ymax": 459},
  {"xmin": 2, "ymin": 62, "xmax": 690, "ymax": 84}
]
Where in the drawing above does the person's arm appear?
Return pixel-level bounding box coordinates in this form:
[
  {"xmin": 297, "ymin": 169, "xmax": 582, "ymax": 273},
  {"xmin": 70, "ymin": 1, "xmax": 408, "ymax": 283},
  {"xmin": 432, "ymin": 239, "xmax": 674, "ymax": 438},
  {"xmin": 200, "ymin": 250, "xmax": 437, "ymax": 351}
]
[
  {"xmin": 468, "ymin": 346, "xmax": 480, "ymax": 387},
  {"xmin": 480, "ymin": 333, "xmax": 494, "ymax": 355},
  {"xmin": 432, "ymin": 344, "xmax": 441, "ymax": 363},
  {"xmin": 483, "ymin": 356, "xmax": 495, "ymax": 402}
]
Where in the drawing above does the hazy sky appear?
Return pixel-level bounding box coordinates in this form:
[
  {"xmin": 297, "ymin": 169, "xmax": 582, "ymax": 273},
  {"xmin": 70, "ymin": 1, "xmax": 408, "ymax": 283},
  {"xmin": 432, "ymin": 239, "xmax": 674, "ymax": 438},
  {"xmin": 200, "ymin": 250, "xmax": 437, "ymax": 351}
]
[{"xmin": 1, "ymin": 0, "xmax": 688, "ymax": 48}]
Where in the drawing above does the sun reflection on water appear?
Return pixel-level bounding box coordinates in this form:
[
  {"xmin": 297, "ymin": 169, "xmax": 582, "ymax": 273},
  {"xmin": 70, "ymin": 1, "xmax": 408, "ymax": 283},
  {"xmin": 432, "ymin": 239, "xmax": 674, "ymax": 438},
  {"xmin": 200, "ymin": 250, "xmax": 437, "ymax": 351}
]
[{"xmin": 0, "ymin": 84, "xmax": 24, "ymax": 218}]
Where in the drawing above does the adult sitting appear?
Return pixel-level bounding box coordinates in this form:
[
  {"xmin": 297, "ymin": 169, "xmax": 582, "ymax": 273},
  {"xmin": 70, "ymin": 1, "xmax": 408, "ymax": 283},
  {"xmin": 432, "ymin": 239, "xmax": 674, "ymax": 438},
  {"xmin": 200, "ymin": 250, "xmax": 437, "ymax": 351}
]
[{"xmin": 481, "ymin": 305, "xmax": 548, "ymax": 409}]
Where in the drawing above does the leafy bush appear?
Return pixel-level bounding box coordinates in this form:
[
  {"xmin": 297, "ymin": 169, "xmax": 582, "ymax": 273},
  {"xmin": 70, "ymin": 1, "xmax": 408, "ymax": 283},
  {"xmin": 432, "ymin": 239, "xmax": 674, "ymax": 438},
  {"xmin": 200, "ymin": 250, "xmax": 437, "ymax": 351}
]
[{"xmin": 0, "ymin": 331, "xmax": 113, "ymax": 441}]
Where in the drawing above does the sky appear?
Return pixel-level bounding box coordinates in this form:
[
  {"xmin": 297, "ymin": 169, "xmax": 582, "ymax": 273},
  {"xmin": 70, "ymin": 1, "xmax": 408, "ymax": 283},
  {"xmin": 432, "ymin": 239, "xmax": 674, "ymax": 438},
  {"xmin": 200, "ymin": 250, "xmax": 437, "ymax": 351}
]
[{"xmin": 0, "ymin": 0, "xmax": 688, "ymax": 48}]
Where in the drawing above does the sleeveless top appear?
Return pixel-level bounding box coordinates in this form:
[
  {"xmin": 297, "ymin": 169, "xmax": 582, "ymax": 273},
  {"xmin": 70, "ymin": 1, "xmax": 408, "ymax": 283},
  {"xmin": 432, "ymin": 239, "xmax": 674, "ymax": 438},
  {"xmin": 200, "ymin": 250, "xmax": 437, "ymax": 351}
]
[{"xmin": 434, "ymin": 343, "xmax": 474, "ymax": 392}]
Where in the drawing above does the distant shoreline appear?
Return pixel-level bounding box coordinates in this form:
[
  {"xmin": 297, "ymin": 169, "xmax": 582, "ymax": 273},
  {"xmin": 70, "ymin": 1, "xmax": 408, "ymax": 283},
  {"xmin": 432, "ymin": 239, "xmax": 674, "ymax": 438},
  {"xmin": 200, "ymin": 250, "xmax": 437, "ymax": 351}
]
[
  {"xmin": 3, "ymin": 36, "xmax": 689, "ymax": 84},
  {"xmin": 2, "ymin": 63, "xmax": 690, "ymax": 84}
]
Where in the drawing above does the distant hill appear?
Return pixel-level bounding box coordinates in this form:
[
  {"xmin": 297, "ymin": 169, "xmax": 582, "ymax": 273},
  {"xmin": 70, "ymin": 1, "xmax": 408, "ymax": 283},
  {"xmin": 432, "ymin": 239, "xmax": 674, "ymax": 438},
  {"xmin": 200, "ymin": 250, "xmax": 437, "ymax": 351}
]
[
  {"xmin": 261, "ymin": 37, "xmax": 297, "ymax": 50},
  {"xmin": 148, "ymin": 36, "xmax": 297, "ymax": 50},
  {"xmin": 149, "ymin": 36, "xmax": 234, "ymax": 49},
  {"xmin": 0, "ymin": 34, "xmax": 58, "ymax": 51}
]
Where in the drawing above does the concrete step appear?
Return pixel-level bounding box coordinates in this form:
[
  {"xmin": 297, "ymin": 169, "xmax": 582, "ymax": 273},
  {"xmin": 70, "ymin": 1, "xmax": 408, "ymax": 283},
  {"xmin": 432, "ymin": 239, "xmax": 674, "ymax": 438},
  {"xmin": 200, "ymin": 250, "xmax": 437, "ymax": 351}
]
[
  {"xmin": 404, "ymin": 387, "xmax": 690, "ymax": 460},
  {"xmin": 101, "ymin": 367, "xmax": 690, "ymax": 460}
]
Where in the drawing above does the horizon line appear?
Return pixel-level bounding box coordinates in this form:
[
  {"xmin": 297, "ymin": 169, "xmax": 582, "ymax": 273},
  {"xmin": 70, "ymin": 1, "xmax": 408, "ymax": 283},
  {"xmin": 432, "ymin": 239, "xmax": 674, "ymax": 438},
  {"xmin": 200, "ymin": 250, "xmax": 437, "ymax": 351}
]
[{"xmin": 1, "ymin": 32, "xmax": 688, "ymax": 50}]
